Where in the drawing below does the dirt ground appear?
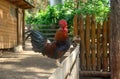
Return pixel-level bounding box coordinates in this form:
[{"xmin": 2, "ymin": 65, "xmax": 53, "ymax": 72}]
[{"xmin": 0, "ymin": 48, "xmax": 58, "ymax": 79}]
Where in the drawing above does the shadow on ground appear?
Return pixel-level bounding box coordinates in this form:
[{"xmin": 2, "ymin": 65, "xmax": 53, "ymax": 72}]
[{"xmin": 0, "ymin": 50, "xmax": 57, "ymax": 79}]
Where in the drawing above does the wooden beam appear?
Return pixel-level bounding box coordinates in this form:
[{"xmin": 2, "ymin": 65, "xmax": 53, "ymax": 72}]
[
  {"xmin": 79, "ymin": 71, "xmax": 111, "ymax": 78},
  {"xmin": 6, "ymin": 0, "xmax": 34, "ymax": 9}
]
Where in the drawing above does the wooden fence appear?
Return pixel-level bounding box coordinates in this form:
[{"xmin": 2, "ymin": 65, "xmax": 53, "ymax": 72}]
[
  {"xmin": 73, "ymin": 14, "xmax": 110, "ymax": 77},
  {"xmin": 25, "ymin": 25, "xmax": 72, "ymax": 41},
  {"xmin": 48, "ymin": 45, "xmax": 80, "ymax": 79}
]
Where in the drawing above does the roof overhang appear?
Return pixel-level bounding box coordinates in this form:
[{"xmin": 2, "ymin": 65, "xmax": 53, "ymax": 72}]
[{"xmin": 6, "ymin": 0, "xmax": 34, "ymax": 9}]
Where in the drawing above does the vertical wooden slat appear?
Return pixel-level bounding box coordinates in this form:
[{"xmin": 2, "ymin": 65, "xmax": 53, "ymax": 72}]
[
  {"xmin": 97, "ymin": 22, "xmax": 102, "ymax": 71},
  {"xmin": 79, "ymin": 15, "xmax": 86, "ymax": 70},
  {"xmin": 107, "ymin": 15, "xmax": 110, "ymax": 71},
  {"xmin": 85, "ymin": 15, "xmax": 91, "ymax": 70},
  {"xmin": 102, "ymin": 20, "xmax": 108, "ymax": 71},
  {"xmin": 91, "ymin": 15, "xmax": 96, "ymax": 70},
  {"xmin": 107, "ymin": 16, "xmax": 110, "ymax": 45},
  {"xmin": 73, "ymin": 14, "xmax": 78, "ymax": 37}
]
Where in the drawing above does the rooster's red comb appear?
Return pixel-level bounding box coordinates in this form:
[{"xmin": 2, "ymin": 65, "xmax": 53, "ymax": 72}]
[{"xmin": 59, "ymin": 19, "xmax": 67, "ymax": 28}]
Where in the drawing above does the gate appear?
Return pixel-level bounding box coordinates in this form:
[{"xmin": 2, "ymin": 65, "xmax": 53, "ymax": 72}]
[{"xmin": 73, "ymin": 14, "xmax": 110, "ymax": 78}]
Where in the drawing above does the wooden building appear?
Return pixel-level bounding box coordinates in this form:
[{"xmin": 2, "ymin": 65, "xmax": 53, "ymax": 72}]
[{"xmin": 0, "ymin": 0, "xmax": 33, "ymax": 52}]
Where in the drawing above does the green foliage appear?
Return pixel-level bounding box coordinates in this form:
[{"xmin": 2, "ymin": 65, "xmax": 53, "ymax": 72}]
[
  {"xmin": 76, "ymin": 0, "xmax": 110, "ymax": 22},
  {"xmin": 25, "ymin": 2, "xmax": 75, "ymax": 26},
  {"xmin": 25, "ymin": 0, "xmax": 110, "ymax": 24},
  {"xmin": 25, "ymin": 0, "xmax": 110, "ymax": 34}
]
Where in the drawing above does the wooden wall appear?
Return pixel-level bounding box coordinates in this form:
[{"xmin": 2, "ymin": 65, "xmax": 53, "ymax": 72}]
[{"xmin": 0, "ymin": 0, "xmax": 17, "ymax": 49}]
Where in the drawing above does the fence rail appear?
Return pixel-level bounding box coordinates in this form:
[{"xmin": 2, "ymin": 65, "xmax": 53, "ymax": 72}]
[{"xmin": 48, "ymin": 45, "xmax": 80, "ymax": 79}]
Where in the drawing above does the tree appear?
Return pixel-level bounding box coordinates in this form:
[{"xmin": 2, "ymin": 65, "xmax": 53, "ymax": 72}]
[{"xmin": 110, "ymin": 0, "xmax": 120, "ymax": 79}]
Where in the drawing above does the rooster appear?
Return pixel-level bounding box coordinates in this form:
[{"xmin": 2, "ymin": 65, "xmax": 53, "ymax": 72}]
[{"xmin": 29, "ymin": 19, "xmax": 70, "ymax": 59}]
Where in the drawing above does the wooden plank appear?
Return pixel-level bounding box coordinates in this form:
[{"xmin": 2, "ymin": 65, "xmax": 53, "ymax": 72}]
[
  {"xmin": 96, "ymin": 22, "xmax": 102, "ymax": 71},
  {"xmin": 66, "ymin": 56, "xmax": 79, "ymax": 79},
  {"xmin": 107, "ymin": 16, "xmax": 110, "ymax": 71},
  {"xmin": 49, "ymin": 45, "xmax": 80, "ymax": 79},
  {"xmin": 62, "ymin": 45, "xmax": 80, "ymax": 76},
  {"xmin": 85, "ymin": 15, "xmax": 91, "ymax": 70},
  {"xmin": 91, "ymin": 15, "xmax": 96, "ymax": 70},
  {"xmin": 102, "ymin": 20, "xmax": 108, "ymax": 71},
  {"xmin": 42, "ymin": 33, "xmax": 56, "ymax": 35},
  {"xmin": 73, "ymin": 14, "xmax": 78, "ymax": 37},
  {"xmin": 79, "ymin": 71, "xmax": 110, "ymax": 78},
  {"xmin": 39, "ymin": 29, "xmax": 57, "ymax": 31},
  {"xmin": 79, "ymin": 15, "xmax": 86, "ymax": 70},
  {"xmin": 0, "ymin": 1, "xmax": 10, "ymax": 11}
]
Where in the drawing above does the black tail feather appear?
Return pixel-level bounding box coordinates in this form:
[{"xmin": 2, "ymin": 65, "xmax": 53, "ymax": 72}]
[{"xmin": 30, "ymin": 30, "xmax": 47, "ymax": 54}]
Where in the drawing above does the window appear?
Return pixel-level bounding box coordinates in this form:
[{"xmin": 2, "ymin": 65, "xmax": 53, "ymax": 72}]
[{"xmin": 10, "ymin": 6, "xmax": 17, "ymax": 18}]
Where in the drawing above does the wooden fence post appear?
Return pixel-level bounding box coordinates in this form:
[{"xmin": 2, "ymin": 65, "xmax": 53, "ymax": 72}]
[
  {"xmin": 79, "ymin": 15, "xmax": 86, "ymax": 70},
  {"xmin": 91, "ymin": 15, "xmax": 96, "ymax": 70},
  {"xmin": 85, "ymin": 15, "xmax": 91, "ymax": 70},
  {"xmin": 97, "ymin": 22, "xmax": 102, "ymax": 71},
  {"xmin": 73, "ymin": 14, "xmax": 78, "ymax": 37},
  {"xmin": 102, "ymin": 20, "xmax": 108, "ymax": 71},
  {"xmin": 107, "ymin": 15, "xmax": 110, "ymax": 71}
]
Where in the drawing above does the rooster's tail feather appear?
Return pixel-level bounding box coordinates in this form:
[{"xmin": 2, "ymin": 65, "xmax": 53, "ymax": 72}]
[{"xmin": 30, "ymin": 30, "xmax": 47, "ymax": 55}]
